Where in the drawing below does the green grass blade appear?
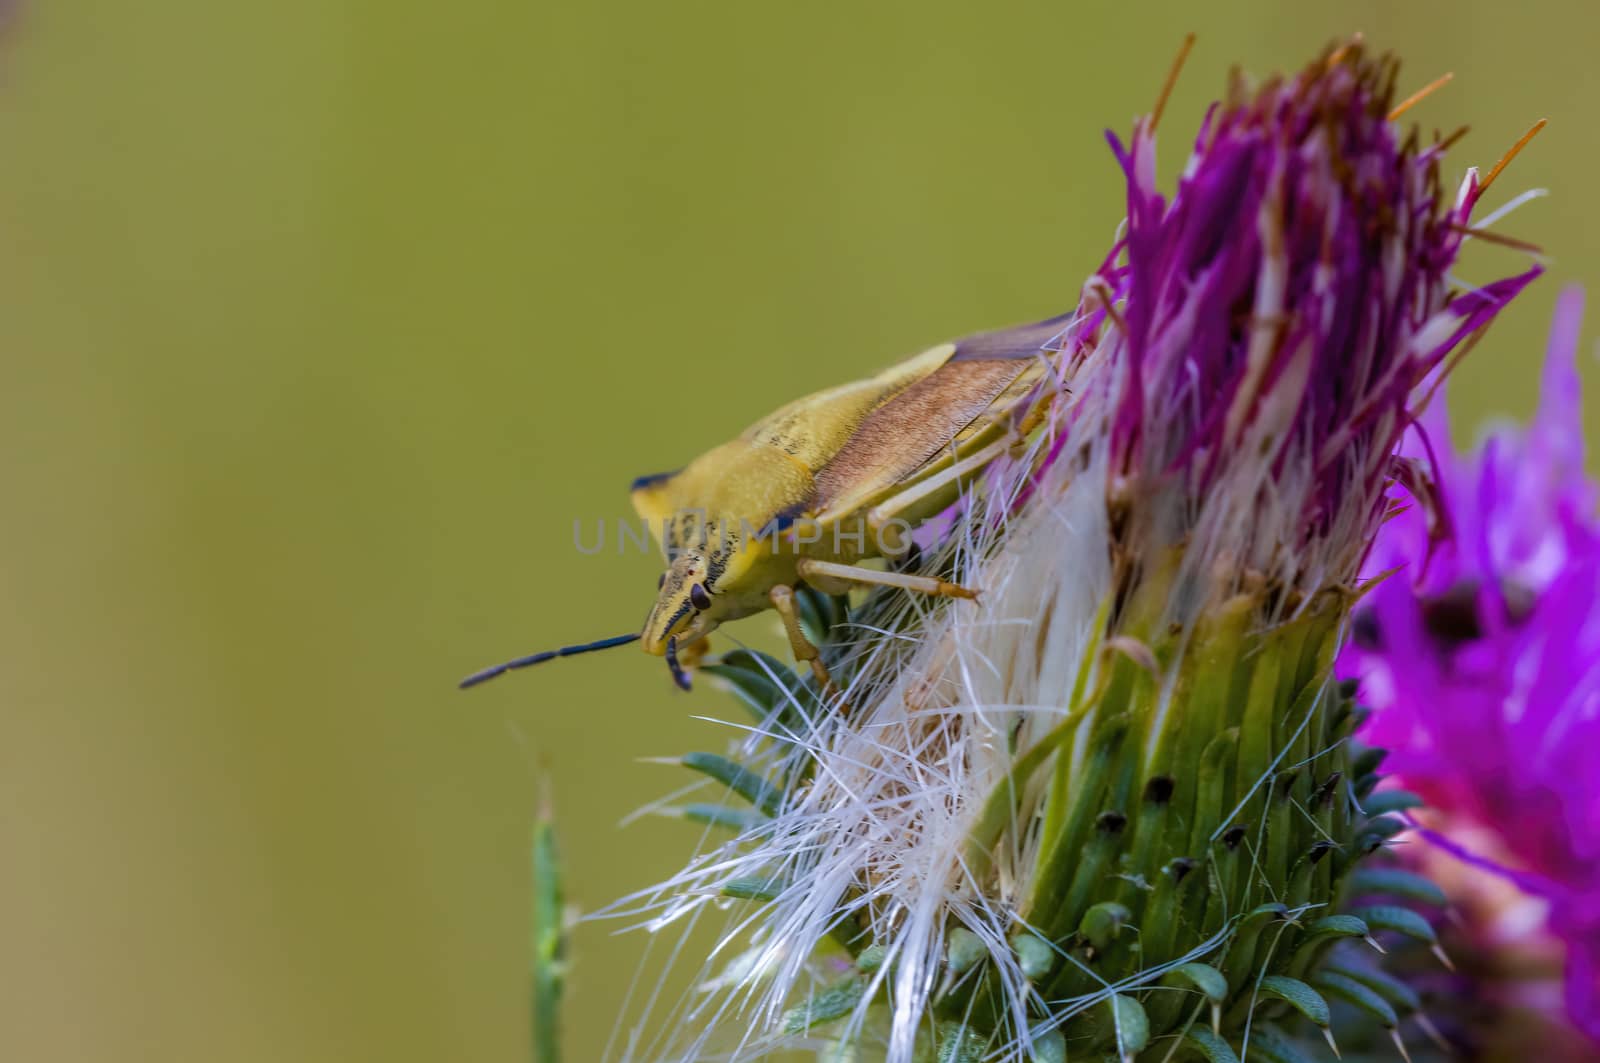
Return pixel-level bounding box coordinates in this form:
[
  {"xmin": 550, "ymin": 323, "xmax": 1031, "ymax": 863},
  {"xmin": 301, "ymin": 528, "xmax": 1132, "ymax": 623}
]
[{"xmin": 531, "ymin": 800, "xmax": 564, "ymax": 1063}]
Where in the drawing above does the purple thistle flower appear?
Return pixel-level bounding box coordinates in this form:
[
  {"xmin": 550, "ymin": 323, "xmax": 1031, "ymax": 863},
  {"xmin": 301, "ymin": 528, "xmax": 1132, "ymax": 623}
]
[
  {"xmin": 1085, "ymin": 54, "xmax": 1541, "ymax": 601},
  {"xmin": 1344, "ymin": 287, "xmax": 1600, "ymax": 1049},
  {"xmin": 620, "ymin": 42, "xmax": 1545, "ymax": 1062}
]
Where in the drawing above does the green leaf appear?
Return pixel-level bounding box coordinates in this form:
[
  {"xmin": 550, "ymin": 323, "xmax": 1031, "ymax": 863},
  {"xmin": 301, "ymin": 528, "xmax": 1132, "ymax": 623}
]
[
  {"xmin": 1322, "ymin": 958, "xmax": 1422, "ymax": 1013},
  {"xmin": 1257, "ymin": 975, "xmax": 1330, "ymax": 1027},
  {"xmin": 1242, "ymin": 1022, "xmax": 1316, "ymax": 1063},
  {"xmin": 1223, "ymin": 903, "xmax": 1290, "ymax": 993},
  {"xmin": 782, "ymin": 977, "xmax": 864, "ymax": 1034},
  {"xmin": 1106, "ymin": 995, "xmax": 1149, "ymax": 1054},
  {"xmin": 1011, "ymin": 933, "xmax": 1055, "ymax": 981},
  {"xmin": 1027, "ymin": 1028, "xmax": 1066, "ymax": 1063},
  {"xmin": 1347, "ymin": 866, "xmax": 1448, "ymax": 908},
  {"xmin": 1313, "ymin": 969, "xmax": 1399, "ymax": 1027},
  {"xmin": 704, "ymin": 653, "xmax": 790, "ymax": 717},
  {"xmin": 946, "ymin": 928, "xmax": 986, "ymax": 974},
  {"xmin": 1079, "ymin": 901, "xmax": 1132, "ymax": 951},
  {"xmin": 1302, "ymin": 914, "xmax": 1369, "ymax": 941},
  {"xmin": 1346, "ymin": 904, "xmax": 1439, "ymax": 945},
  {"xmin": 678, "ymin": 752, "xmax": 783, "ymax": 816},
  {"xmin": 721, "ymin": 876, "xmax": 786, "ymax": 901},
  {"xmin": 935, "ymin": 1021, "xmax": 986, "ymax": 1063},
  {"xmin": 1184, "ymin": 1026, "xmax": 1241, "ymax": 1063},
  {"xmin": 1350, "ymin": 745, "xmax": 1389, "ymax": 779},
  {"xmin": 1242, "ymin": 902, "xmax": 1290, "ymax": 926},
  {"xmin": 1360, "ymin": 789, "xmax": 1424, "ymax": 817},
  {"xmin": 701, "ymin": 648, "xmax": 805, "ymax": 723},
  {"xmin": 1162, "ymin": 962, "xmax": 1229, "ymax": 1004},
  {"xmin": 679, "ymin": 803, "xmax": 766, "ymax": 833},
  {"xmin": 1285, "ymin": 914, "xmax": 1371, "ymax": 984},
  {"xmin": 794, "ymin": 585, "xmax": 847, "ymax": 649},
  {"xmin": 1357, "ymin": 815, "xmax": 1407, "ymax": 844}
]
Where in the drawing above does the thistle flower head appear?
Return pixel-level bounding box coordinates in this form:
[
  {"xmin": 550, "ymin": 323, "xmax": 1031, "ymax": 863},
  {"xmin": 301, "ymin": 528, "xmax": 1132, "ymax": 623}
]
[
  {"xmin": 1098, "ymin": 48, "xmax": 1538, "ymax": 610},
  {"xmin": 613, "ymin": 41, "xmax": 1538, "ymax": 1062},
  {"xmin": 1343, "ymin": 287, "xmax": 1600, "ymax": 1050}
]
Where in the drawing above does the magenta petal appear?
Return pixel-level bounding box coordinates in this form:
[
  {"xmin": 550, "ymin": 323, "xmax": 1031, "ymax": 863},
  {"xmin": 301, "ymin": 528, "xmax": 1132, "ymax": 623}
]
[{"xmin": 1342, "ymin": 288, "xmax": 1600, "ymax": 1047}]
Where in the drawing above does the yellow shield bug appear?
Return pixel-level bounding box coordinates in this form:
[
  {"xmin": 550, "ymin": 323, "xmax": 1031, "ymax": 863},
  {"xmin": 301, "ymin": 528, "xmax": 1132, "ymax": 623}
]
[{"xmin": 461, "ymin": 313, "xmax": 1069, "ymax": 692}]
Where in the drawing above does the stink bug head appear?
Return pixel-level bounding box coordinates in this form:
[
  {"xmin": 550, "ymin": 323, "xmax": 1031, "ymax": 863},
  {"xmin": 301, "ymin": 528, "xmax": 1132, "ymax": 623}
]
[
  {"xmin": 641, "ymin": 525, "xmax": 777, "ymax": 656},
  {"xmin": 641, "ymin": 549, "xmax": 716, "ymax": 655}
]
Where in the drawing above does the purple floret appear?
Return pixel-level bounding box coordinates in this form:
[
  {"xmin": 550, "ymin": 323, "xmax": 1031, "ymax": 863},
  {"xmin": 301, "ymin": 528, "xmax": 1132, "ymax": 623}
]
[{"xmin": 1041, "ymin": 47, "xmax": 1539, "ymax": 599}]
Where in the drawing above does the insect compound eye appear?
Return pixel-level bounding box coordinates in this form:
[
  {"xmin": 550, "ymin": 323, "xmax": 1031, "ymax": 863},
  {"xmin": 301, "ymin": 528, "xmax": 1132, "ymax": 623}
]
[{"xmin": 689, "ymin": 582, "xmax": 713, "ymax": 611}]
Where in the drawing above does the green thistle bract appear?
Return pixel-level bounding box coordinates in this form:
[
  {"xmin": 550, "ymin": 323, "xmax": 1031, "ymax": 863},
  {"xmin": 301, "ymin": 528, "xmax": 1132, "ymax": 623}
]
[{"xmin": 613, "ymin": 41, "xmax": 1538, "ymax": 1062}]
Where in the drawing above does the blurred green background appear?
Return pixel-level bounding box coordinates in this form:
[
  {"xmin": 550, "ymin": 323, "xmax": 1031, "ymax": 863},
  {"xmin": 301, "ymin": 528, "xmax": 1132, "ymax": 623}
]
[{"xmin": 1, "ymin": 2, "xmax": 1593, "ymax": 1060}]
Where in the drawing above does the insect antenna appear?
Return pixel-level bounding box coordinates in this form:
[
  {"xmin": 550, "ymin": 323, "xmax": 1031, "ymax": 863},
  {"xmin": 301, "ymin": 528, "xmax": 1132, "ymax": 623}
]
[{"xmin": 458, "ymin": 633, "xmax": 641, "ymax": 689}]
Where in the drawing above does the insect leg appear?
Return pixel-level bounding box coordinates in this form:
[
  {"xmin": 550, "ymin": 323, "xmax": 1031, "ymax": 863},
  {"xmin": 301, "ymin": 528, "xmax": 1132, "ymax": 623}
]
[
  {"xmin": 768, "ymin": 584, "xmax": 833, "ymax": 688},
  {"xmin": 796, "ymin": 557, "xmax": 978, "ymax": 601},
  {"xmin": 677, "ymin": 636, "xmax": 712, "ymax": 673}
]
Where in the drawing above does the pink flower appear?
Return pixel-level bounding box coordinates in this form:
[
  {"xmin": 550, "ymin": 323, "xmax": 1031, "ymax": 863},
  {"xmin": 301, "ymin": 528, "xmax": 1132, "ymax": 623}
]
[{"xmin": 1343, "ymin": 287, "xmax": 1600, "ymax": 1046}]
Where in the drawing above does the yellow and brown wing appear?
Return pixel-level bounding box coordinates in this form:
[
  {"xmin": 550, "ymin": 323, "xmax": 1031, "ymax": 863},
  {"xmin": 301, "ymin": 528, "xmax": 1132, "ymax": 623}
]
[
  {"xmin": 735, "ymin": 341, "xmax": 957, "ymax": 468},
  {"xmin": 629, "ymin": 311, "xmax": 1067, "ymax": 544},
  {"xmin": 628, "ymin": 342, "xmax": 957, "ymax": 540},
  {"xmin": 804, "ymin": 313, "xmax": 1067, "ymax": 524}
]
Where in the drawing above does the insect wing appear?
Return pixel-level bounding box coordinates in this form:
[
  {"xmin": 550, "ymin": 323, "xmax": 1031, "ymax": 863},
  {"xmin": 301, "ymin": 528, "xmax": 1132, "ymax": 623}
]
[
  {"xmin": 948, "ymin": 311, "xmax": 1074, "ymax": 361},
  {"xmin": 808, "ymin": 359, "xmax": 1030, "ymax": 514}
]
